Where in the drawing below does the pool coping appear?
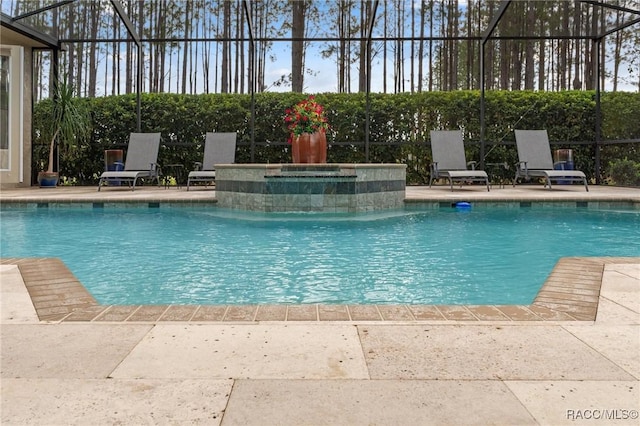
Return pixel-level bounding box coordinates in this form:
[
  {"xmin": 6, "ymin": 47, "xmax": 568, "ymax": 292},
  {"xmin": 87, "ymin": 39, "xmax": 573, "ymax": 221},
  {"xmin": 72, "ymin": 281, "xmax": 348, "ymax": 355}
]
[{"xmin": 3, "ymin": 256, "xmax": 639, "ymax": 323}]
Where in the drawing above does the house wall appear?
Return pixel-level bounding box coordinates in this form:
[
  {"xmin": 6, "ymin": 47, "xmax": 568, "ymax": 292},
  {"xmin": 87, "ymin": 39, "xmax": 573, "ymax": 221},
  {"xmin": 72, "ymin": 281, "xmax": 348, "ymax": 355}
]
[{"xmin": 0, "ymin": 32, "xmax": 34, "ymax": 189}]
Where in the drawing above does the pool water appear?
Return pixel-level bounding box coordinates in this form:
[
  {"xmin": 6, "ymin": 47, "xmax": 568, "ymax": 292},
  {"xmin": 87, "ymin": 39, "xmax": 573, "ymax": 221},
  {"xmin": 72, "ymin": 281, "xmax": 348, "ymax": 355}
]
[{"xmin": 1, "ymin": 206, "xmax": 638, "ymax": 305}]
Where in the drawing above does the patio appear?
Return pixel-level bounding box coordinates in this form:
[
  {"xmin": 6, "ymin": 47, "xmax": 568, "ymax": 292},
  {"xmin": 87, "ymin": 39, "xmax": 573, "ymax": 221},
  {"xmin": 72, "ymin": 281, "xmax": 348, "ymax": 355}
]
[{"xmin": 1, "ymin": 184, "xmax": 639, "ymax": 425}]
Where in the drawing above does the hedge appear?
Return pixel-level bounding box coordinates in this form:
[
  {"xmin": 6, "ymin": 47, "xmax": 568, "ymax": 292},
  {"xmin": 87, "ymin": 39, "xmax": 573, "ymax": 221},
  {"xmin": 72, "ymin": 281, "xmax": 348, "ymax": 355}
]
[{"xmin": 32, "ymin": 91, "xmax": 640, "ymax": 186}]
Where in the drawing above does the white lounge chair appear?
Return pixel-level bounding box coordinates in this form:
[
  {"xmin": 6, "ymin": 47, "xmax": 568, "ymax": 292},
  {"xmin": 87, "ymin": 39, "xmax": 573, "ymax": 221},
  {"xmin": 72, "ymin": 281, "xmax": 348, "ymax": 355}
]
[
  {"xmin": 187, "ymin": 132, "xmax": 237, "ymax": 190},
  {"xmin": 429, "ymin": 130, "xmax": 490, "ymax": 191},
  {"xmin": 513, "ymin": 130, "xmax": 588, "ymax": 191},
  {"xmin": 97, "ymin": 133, "xmax": 161, "ymax": 191}
]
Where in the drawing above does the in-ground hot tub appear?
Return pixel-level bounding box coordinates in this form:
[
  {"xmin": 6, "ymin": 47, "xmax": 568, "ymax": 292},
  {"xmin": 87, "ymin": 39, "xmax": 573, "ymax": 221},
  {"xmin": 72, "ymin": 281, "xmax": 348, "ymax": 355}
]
[{"xmin": 214, "ymin": 163, "xmax": 407, "ymax": 213}]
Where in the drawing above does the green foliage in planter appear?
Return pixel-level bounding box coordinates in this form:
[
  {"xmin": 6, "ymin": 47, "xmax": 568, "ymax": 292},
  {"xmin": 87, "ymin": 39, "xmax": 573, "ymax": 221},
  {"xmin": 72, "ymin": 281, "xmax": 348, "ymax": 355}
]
[{"xmin": 31, "ymin": 90, "xmax": 640, "ymax": 186}]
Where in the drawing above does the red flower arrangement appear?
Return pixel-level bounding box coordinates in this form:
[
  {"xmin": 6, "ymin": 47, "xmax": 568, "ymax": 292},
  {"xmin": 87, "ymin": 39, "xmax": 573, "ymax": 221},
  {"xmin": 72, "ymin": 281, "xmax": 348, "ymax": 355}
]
[{"xmin": 284, "ymin": 96, "xmax": 329, "ymax": 143}]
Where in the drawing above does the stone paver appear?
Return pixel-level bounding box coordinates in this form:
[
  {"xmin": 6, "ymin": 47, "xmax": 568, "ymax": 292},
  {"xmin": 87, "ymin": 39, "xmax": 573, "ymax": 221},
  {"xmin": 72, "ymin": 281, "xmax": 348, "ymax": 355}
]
[
  {"xmin": 223, "ymin": 305, "xmax": 258, "ymax": 321},
  {"xmin": 1, "ymin": 324, "xmax": 152, "ymax": 379},
  {"xmin": 0, "ymin": 265, "xmax": 38, "ymax": 323},
  {"xmin": 600, "ymin": 265, "xmax": 640, "ymax": 313},
  {"xmin": 223, "ymin": 380, "xmax": 536, "ymax": 425},
  {"xmin": 93, "ymin": 305, "xmax": 141, "ymax": 322},
  {"xmin": 110, "ymin": 324, "xmax": 369, "ymax": 380},
  {"xmin": 318, "ymin": 304, "xmax": 350, "ymax": 321},
  {"xmin": 1, "ymin": 378, "xmax": 232, "ymax": 426},
  {"xmin": 286, "ymin": 304, "xmax": 318, "ymax": 321},
  {"xmin": 594, "ymin": 264, "xmax": 640, "ymax": 324},
  {"xmin": 563, "ymin": 325, "xmax": 640, "ymax": 380},
  {"xmin": 596, "ymin": 298, "xmax": 640, "ymax": 325},
  {"xmin": 347, "ymin": 305, "xmax": 382, "ymax": 321},
  {"xmin": 505, "ymin": 381, "xmax": 640, "ymax": 425},
  {"xmin": 191, "ymin": 305, "xmax": 227, "ymax": 321},
  {"xmin": 158, "ymin": 305, "xmax": 199, "ymax": 321},
  {"xmin": 358, "ymin": 325, "xmax": 636, "ymax": 380},
  {"xmin": 254, "ymin": 304, "xmax": 287, "ymax": 321}
]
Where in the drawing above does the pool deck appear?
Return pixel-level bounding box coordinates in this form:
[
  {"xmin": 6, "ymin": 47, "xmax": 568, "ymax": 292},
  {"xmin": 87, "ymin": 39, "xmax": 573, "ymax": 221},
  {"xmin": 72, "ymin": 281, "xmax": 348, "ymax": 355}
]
[{"xmin": 1, "ymin": 184, "xmax": 639, "ymax": 425}]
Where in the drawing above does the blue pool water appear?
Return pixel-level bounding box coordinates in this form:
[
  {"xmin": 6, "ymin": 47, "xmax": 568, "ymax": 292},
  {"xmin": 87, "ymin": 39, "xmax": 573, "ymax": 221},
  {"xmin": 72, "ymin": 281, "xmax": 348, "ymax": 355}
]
[{"xmin": 1, "ymin": 206, "xmax": 638, "ymax": 305}]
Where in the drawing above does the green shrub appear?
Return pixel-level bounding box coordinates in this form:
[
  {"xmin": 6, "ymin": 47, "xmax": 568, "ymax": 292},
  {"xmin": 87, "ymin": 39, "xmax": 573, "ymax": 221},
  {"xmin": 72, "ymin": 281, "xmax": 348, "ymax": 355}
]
[
  {"xmin": 31, "ymin": 91, "xmax": 640, "ymax": 186},
  {"xmin": 608, "ymin": 158, "xmax": 640, "ymax": 186}
]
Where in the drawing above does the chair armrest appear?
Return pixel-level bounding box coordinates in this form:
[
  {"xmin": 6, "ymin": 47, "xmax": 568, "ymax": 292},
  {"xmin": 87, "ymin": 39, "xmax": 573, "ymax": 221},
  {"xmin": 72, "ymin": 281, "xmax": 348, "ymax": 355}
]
[
  {"xmin": 467, "ymin": 161, "xmax": 478, "ymax": 170},
  {"xmin": 193, "ymin": 161, "xmax": 203, "ymax": 171},
  {"xmin": 516, "ymin": 161, "xmax": 528, "ymax": 172}
]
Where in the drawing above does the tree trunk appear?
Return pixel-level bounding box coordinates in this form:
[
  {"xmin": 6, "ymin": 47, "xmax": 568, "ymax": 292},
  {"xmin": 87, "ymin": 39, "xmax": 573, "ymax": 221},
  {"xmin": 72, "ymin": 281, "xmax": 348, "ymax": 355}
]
[
  {"xmin": 138, "ymin": 0, "xmax": 145, "ymax": 92},
  {"xmin": 538, "ymin": 15, "xmax": 546, "ymax": 91},
  {"xmin": 67, "ymin": 6, "xmax": 76, "ymax": 90},
  {"xmin": 158, "ymin": 0, "xmax": 167, "ymax": 93},
  {"xmin": 395, "ymin": 0, "xmax": 405, "ymax": 93},
  {"xmin": 181, "ymin": 1, "xmax": 190, "ymax": 94},
  {"xmin": 292, "ymin": 0, "xmax": 305, "ymax": 92},
  {"xmin": 409, "ymin": 1, "xmax": 415, "ymax": 92},
  {"xmin": 573, "ymin": 0, "xmax": 582, "ymax": 89},
  {"xmin": 417, "ymin": 0, "xmax": 425, "ymax": 92},
  {"xmin": 429, "ymin": 0, "xmax": 434, "ymax": 91},
  {"xmin": 612, "ymin": 8, "xmax": 622, "ymax": 92},
  {"xmin": 221, "ymin": 0, "xmax": 231, "ymax": 93},
  {"xmin": 358, "ymin": 0, "xmax": 370, "ymax": 93},
  {"xmin": 524, "ymin": 4, "xmax": 535, "ymax": 90},
  {"xmin": 338, "ymin": 0, "xmax": 348, "ymax": 93},
  {"xmin": 88, "ymin": 1, "xmax": 99, "ymax": 97},
  {"xmin": 450, "ymin": 0, "xmax": 459, "ymax": 90}
]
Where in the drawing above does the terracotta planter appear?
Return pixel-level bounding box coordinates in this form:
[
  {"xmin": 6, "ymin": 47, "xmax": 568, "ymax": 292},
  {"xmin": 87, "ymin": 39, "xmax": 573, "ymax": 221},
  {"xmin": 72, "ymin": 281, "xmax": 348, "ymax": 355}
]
[{"xmin": 292, "ymin": 131, "xmax": 327, "ymax": 163}]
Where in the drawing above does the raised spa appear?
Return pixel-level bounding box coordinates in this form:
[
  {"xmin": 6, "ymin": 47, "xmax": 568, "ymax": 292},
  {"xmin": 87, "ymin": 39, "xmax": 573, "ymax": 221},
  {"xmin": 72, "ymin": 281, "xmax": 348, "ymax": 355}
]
[{"xmin": 214, "ymin": 163, "xmax": 407, "ymax": 213}]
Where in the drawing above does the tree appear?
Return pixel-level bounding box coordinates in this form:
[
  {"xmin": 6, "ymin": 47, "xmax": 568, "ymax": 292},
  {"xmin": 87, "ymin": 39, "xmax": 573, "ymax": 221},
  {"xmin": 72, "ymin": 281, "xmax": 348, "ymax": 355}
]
[
  {"xmin": 39, "ymin": 76, "xmax": 91, "ymax": 185},
  {"xmin": 291, "ymin": 0, "xmax": 306, "ymax": 92},
  {"xmin": 9, "ymin": 0, "xmax": 639, "ymax": 98},
  {"xmin": 221, "ymin": 0, "xmax": 231, "ymax": 93}
]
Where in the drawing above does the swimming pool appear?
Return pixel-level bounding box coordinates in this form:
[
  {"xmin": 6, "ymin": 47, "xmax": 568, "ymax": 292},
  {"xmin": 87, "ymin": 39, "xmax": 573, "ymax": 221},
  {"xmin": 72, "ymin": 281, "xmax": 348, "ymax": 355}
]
[{"xmin": 1, "ymin": 205, "xmax": 638, "ymax": 305}]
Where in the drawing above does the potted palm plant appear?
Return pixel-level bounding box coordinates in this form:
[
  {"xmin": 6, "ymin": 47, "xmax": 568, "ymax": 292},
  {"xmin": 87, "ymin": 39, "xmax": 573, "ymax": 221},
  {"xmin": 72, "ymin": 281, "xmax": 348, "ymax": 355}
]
[{"xmin": 37, "ymin": 76, "xmax": 91, "ymax": 187}]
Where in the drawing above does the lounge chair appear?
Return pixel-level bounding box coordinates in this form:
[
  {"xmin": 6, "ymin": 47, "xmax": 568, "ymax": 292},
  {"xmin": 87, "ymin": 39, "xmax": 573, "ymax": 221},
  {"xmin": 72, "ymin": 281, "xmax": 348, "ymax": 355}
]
[
  {"xmin": 429, "ymin": 130, "xmax": 490, "ymax": 191},
  {"xmin": 187, "ymin": 132, "xmax": 237, "ymax": 190},
  {"xmin": 513, "ymin": 130, "xmax": 588, "ymax": 191},
  {"xmin": 97, "ymin": 133, "xmax": 161, "ymax": 191}
]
